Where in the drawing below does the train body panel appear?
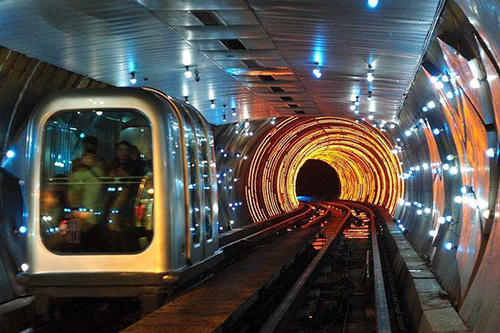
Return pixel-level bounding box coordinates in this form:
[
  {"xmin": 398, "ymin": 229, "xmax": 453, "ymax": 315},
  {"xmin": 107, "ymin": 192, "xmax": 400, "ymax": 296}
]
[{"xmin": 6, "ymin": 88, "xmax": 219, "ymax": 284}]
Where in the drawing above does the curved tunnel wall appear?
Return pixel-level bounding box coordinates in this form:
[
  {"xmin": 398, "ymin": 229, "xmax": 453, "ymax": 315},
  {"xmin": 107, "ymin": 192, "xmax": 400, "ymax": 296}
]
[
  {"xmin": 0, "ymin": 1, "xmax": 496, "ymax": 331},
  {"xmin": 213, "ymin": 116, "xmax": 403, "ymax": 231},
  {"xmin": 387, "ymin": 2, "xmax": 500, "ymax": 331},
  {"xmin": 246, "ymin": 117, "xmax": 403, "ymax": 222},
  {"xmin": 213, "ymin": 2, "xmax": 500, "ymax": 331}
]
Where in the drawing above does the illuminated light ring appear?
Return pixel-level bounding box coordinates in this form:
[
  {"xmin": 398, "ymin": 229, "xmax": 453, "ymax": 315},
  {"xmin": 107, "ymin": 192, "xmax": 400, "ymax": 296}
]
[{"xmin": 246, "ymin": 117, "xmax": 403, "ymax": 223}]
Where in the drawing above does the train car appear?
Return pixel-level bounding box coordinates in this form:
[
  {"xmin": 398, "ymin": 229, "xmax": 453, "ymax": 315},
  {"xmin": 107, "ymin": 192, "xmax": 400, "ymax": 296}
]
[{"xmin": 3, "ymin": 88, "xmax": 221, "ymax": 314}]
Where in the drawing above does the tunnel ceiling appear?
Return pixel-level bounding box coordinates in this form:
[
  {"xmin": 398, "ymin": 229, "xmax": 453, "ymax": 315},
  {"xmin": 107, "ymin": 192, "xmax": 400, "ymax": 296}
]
[{"xmin": 0, "ymin": 0, "xmax": 442, "ymax": 124}]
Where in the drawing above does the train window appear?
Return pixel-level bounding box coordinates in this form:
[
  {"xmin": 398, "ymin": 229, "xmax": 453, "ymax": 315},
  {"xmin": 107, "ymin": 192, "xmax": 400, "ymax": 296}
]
[
  {"xmin": 40, "ymin": 109, "xmax": 154, "ymax": 254},
  {"xmin": 191, "ymin": 111, "xmax": 213, "ymax": 240},
  {"xmin": 180, "ymin": 110, "xmax": 201, "ymax": 245}
]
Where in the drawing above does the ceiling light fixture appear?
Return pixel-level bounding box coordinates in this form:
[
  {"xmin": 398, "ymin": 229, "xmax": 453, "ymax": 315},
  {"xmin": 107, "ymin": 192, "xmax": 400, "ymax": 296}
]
[
  {"xmin": 486, "ymin": 147, "xmax": 495, "ymax": 158},
  {"xmin": 367, "ymin": 64, "xmax": 374, "ymax": 82},
  {"xmin": 184, "ymin": 66, "xmax": 192, "ymax": 79},
  {"xmin": 470, "ymin": 78, "xmax": 480, "ymax": 88},
  {"xmin": 313, "ymin": 62, "xmax": 322, "ymax": 78},
  {"xmin": 5, "ymin": 149, "xmax": 15, "ymax": 159},
  {"xmin": 367, "ymin": 0, "xmax": 379, "ymax": 8},
  {"xmin": 129, "ymin": 72, "xmax": 137, "ymax": 84}
]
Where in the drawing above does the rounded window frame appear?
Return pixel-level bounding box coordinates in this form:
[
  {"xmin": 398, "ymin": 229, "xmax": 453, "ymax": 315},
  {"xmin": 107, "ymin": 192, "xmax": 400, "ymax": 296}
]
[{"xmin": 38, "ymin": 107, "xmax": 156, "ymax": 256}]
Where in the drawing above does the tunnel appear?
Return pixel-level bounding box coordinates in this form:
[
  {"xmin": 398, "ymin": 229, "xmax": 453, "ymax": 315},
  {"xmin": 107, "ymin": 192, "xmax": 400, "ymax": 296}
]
[
  {"xmin": 295, "ymin": 159, "xmax": 341, "ymax": 201},
  {"xmin": 0, "ymin": 0, "xmax": 499, "ymax": 332}
]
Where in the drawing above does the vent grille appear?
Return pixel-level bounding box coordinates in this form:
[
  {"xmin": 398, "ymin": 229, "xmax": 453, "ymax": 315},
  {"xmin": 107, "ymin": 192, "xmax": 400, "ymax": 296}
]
[
  {"xmin": 259, "ymin": 75, "xmax": 276, "ymax": 82},
  {"xmin": 191, "ymin": 11, "xmax": 224, "ymax": 26},
  {"xmin": 294, "ymin": 110, "xmax": 305, "ymax": 114},
  {"xmin": 241, "ymin": 59, "xmax": 260, "ymax": 68},
  {"xmin": 288, "ymin": 104, "xmax": 300, "ymax": 108},
  {"xmin": 280, "ymin": 96, "xmax": 293, "ymax": 102},
  {"xmin": 220, "ymin": 39, "xmax": 247, "ymax": 50},
  {"xmin": 270, "ymin": 86, "xmax": 285, "ymax": 93}
]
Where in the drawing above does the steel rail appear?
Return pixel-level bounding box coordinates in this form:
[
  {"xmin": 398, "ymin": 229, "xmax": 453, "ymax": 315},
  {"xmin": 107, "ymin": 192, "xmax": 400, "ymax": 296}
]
[
  {"xmin": 259, "ymin": 202, "xmax": 352, "ymax": 333},
  {"xmin": 341, "ymin": 200, "xmax": 392, "ymax": 332},
  {"xmin": 371, "ymin": 215, "xmax": 392, "ymax": 333}
]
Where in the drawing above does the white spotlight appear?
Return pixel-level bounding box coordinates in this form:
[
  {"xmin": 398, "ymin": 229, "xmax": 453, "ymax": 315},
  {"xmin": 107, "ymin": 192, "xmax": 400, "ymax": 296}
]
[
  {"xmin": 470, "ymin": 78, "xmax": 480, "ymax": 88},
  {"xmin": 185, "ymin": 66, "xmax": 193, "ymax": 78},
  {"xmin": 449, "ymin": 166, "xmax": 459, "ymax": 175},
  {"xmin": 129, "ymin": 72, "xmax": 137, "ymax": 84},
  {"xmin": 6, "ymin": 149, "xmax": 15, "ymax": 159}
]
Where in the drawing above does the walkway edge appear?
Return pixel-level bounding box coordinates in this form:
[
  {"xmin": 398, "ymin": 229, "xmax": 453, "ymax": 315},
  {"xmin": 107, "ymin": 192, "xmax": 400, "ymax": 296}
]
[{"xmin": 373, "ymin": 207, "xmax": 470, "ymax": 333}]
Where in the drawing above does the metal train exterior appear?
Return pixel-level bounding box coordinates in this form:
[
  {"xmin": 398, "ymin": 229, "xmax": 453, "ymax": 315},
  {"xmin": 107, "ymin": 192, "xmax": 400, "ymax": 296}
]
[{"xmin": 4, "ymin": 88, "xmax": 220, "ymax": 309}]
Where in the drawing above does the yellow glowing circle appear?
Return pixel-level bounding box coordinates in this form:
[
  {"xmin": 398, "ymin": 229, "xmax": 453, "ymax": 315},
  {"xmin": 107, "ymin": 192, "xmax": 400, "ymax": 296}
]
[{"xmin": 245, "ymin": 117, "xmax": 403, "ymax": 223}]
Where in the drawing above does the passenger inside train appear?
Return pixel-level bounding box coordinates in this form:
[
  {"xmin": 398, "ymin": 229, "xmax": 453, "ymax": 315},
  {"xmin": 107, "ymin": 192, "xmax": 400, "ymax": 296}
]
[{"xmin": 40, "ymin": 109, "xmax": 154, "ymax": 253}]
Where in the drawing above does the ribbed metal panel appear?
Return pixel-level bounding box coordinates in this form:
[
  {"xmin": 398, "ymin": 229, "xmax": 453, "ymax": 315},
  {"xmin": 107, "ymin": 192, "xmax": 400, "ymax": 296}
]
[{"xmin": 0, "ymin": 47, "xmax": 108, "ymax": 152}]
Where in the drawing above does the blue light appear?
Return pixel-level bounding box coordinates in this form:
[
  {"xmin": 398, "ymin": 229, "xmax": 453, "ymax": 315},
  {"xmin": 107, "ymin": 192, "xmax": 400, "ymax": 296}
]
[
  {"xmin": 313, "ymin": 52, "xmax": 322, "ymax": 66},
  {"xmin": 80, "ymin": 132, "xmax": 86, "ymax": 139},
  {"xmin": 19, "ymin": 226, "xmax": 27, "ymax": 234},
  {"xmin": 445, "ymin": 242, "xmax": 453, "ymax": 250},
  {"xmin": 6, "ymin": 149, "xmax": 15, "ymax": 159},
  {"xmin": 433, "ymin": 128, "xmax": 440, "ymax": 135},
  {"xmin": 368, "ymin": 0, "xmax": 379, "ymax": 8}
]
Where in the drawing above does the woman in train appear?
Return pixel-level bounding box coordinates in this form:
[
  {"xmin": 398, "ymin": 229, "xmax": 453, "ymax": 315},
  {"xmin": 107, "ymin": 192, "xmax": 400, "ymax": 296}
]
[{"xmin": 105, "ymin": 140, "xmax": 145, "ymax": 252}]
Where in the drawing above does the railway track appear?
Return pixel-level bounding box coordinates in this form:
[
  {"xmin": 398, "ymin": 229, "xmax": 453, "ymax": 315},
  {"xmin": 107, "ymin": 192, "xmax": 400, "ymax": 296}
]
[
  {"xmin": 259, "ymin": 202, "xmax": 402, "ymax": 333},
  {"xmin": 122, "ymin": 202, "xmax": 346, "ymax": 332}
]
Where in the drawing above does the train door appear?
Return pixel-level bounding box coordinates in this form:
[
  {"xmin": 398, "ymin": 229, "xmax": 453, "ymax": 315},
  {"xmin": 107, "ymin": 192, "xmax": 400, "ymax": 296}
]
[
  {"xmin": 171, "ymin": 104, "xmax": 204, "ymax": 264},
  {"xmin": 190, "ymin": 108, "xmax": 219, "ymax": 257}
]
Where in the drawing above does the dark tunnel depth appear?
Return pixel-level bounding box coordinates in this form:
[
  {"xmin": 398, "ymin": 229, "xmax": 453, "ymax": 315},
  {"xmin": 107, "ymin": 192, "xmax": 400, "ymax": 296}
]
[{"xmin": 295, "ymin": 159, "xmax": 341, "ymax": 201}]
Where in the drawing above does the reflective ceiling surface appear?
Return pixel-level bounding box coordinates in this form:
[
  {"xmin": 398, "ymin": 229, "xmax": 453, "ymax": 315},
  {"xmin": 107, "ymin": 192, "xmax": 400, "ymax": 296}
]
[{"xmin": 0, "ymin": 0, "xmax": 442, "ymax": 124}]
